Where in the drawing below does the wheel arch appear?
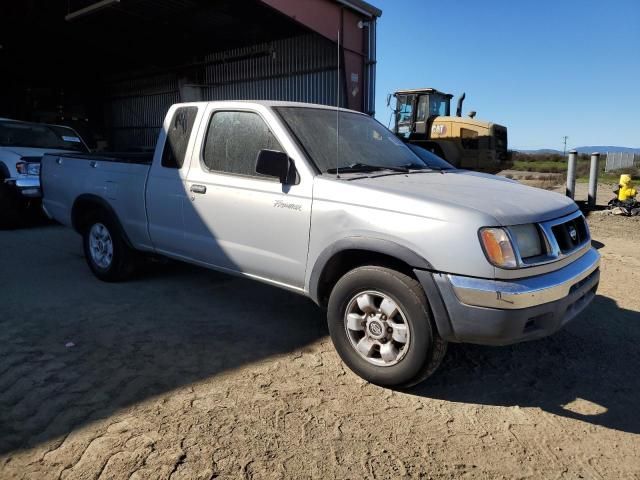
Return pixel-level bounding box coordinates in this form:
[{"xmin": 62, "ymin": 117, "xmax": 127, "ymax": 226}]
[
  {"xmin": 309, "ymin": 237, "xmax": 433, "ymax": 307},
  {"xmin": 71, "ymin": 194, "xmax": 133, "ymax": 248}
]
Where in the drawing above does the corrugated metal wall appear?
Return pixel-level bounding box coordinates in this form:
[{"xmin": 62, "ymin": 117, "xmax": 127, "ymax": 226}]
[
  {"xmin": 105, "ymin": 33, "xmax": 345, "ymax": 150},
  {"xmin": 107, "ymin": 73, "xmax": 180, "ymax": 150},
  {"xmin": 201, "ymin": 34, "xmax": 344, "ymax": 106}
]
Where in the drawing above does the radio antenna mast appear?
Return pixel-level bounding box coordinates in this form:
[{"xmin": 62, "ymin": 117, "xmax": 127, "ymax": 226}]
[{"xmin": 336, "ymin": 28, "xmax": 340, "ymax": 178}]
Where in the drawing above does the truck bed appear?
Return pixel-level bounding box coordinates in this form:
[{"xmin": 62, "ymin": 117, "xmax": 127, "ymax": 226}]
[{"xmin": 41, "ymin": 152, "xmax": 153, "ymax": 249}]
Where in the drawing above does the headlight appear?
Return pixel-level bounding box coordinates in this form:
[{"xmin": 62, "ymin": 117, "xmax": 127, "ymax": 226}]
[
  {"xmin": 26, "ymin": 163, "xmax": 41, "ymax": 176},
  {"xmin": 15, "ymin": 162, "xmax": 40, "ymax": 176},
  {"xmin": 509, "ymin": 224, "xmax": 543, "ymax": 259},
  {"xmin": 479, "ymin": 227, "xmax": 517, "ymax": 268}
]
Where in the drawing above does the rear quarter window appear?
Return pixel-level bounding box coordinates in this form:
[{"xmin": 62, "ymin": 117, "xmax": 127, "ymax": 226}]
[{"xmin": 161, "ymin": 107, "xmax": 198, "ymax": 169}]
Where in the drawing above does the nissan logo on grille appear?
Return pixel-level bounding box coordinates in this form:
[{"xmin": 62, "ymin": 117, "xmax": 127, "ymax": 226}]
[{"xmin": 551, "ymin": 215, "xmax": 588, "ymax": 253}]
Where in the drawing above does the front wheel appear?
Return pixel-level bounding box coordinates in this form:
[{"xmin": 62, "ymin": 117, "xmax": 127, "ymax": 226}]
[
  {"xmin": 82, "ymin": 213, "xmax": 137, "ymax": 282},
  {"xmin": 327, "ymin": 266, "xmax": 447, "ymax": 388}
]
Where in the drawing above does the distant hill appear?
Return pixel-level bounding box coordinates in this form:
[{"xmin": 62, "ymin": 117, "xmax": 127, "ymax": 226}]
[
  {"xmin": 516, "ymin": 149, "xmax": 563, "ymax": 155},
  {"xmin": 516, "ymin": 146, "xmax": 640, "ymax": 155}
]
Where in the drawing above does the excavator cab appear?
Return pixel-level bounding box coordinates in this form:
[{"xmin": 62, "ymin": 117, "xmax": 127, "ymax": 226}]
[{"xmin": 392, "ymin": 89, "xmax": 453, "ymax": 139}]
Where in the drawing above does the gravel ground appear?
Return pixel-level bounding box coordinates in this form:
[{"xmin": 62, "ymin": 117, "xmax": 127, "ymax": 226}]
[{"xmin": 1, "ymin": 213, "xmax": 639, "ymax": 479}]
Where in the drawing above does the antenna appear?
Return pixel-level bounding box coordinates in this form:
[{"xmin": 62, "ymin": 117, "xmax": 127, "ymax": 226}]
[{"xmin": 336, "ymin": 28, "xmax": 340, "ymax": 178}]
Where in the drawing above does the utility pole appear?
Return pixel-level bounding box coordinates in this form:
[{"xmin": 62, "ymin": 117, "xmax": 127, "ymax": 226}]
[{"xmin": 562, "ymin": 136, "xmax": 568, "ymax": 156}]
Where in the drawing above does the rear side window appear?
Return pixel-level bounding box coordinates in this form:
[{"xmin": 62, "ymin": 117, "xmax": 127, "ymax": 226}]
[
  {"xmin": 202, "ymin": 111, "xmax": 283, "ymax": 179},
  {"xmin": 161, "ymin": 106, "xmax": 198, "ymax": 169}
]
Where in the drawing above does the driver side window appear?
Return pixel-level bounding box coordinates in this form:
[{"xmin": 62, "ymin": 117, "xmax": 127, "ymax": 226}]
[{"xmin": 202, "ymin": 111, "xmax": 284, "ymax": 179}]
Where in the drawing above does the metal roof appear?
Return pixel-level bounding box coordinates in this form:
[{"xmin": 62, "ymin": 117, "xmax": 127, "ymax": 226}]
[{"xmin": 336, "ymin": 0, "xmax": 382, "ymax": 17}]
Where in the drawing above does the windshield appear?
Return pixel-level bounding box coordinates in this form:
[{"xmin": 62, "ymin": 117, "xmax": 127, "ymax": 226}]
[
  {"xmin": 0, "ymin": 121, "xmax": 88, "ymax": 152},
  {"xmin": 276, "ymin": 107, "xmax": 430, "ymax": 174}
]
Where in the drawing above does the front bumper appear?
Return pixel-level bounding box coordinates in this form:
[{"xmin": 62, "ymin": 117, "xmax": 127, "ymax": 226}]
[
  {"xmin": 4, "ymin": 175, "xmax": 41, "ymax": 198},
  {"xmin": 415, "ymin": 248, "xmax": 600, "ymax": 345}
]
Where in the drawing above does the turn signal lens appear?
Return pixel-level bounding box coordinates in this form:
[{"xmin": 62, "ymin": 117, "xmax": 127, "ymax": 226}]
[{"xmin": 480, "ymin": 228, "xmax": 517, "ymax": 268}]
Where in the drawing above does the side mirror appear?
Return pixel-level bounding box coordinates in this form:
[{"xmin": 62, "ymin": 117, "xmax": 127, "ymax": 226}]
[{"xmin": 255, "ymin": 149, "xmax": 294, "ymax": 184}]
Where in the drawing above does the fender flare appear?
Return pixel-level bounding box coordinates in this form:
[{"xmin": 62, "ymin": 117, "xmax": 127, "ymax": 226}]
[
  {"xmin": 308, "ymin": 236, "xmax": 434, "ymax": 304},
  {"xmin": 308, "ymin": 236, "xmax": 457, "ymax": 342},
  {"xmin": 71, "ymin": 194, "xmax": 134, "ymax": 248}
]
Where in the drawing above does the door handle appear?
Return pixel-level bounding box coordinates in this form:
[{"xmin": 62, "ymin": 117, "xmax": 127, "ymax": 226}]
[
  {"xmin": 89, "ymin": 161, "xmax": 98, "ymax": 168},
  {"xmin": 56, "ymin": 158, "xmax": 63, "ymax": 165},
  {"xmin": 190, "ymin": 184, "xmax": 207, "ymax": 194}
]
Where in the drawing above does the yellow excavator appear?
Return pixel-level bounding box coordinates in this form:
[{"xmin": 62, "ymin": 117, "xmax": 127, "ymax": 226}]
[{"xmin": 389, "ymin": 88, "xmax": 510, "ymax": 172}]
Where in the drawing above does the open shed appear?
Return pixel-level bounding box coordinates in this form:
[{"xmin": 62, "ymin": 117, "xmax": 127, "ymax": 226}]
[{"xmin": 0, "ymin": 0, "xmax": 381, "ymax": 149}]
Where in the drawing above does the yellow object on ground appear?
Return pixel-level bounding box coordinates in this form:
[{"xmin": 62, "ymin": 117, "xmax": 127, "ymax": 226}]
[{"xmin": 618, "ymin": 174, "xmax": 637, "ymax": 201}]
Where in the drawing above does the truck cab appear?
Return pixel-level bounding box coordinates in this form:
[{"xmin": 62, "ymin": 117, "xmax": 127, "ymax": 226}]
[{"xmin": 391, "ymin": 88, "xmax": 510, "ymax": 172}]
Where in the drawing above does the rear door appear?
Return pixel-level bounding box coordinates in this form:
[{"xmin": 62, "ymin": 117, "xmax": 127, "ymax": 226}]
[
  {"xmin": 146, "ymin": 104, "xmax": 202, "ymax": 256},
  {"xmin": 182, "ymin": 104, "xmax": 314, "ymax": 290}
]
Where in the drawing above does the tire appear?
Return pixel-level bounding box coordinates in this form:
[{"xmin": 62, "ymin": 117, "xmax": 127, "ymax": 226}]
[
  {"xmin": 0, "ymin": 182, "xmax": 22, "ymax": 228},
  {"xmin": 82, "ymin": 211, "xmax": 138, "ymax": 282},
  {"xmin": 327, "ymin": 266, "xmax": 447, "ymax": 388}
]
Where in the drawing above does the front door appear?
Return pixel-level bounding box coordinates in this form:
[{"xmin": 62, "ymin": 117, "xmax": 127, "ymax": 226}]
[{"xmin": 182, "ymin": 106, "xmax": 313, "ymax": 290}]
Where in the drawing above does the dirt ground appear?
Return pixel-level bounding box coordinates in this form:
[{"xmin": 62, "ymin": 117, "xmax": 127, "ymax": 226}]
[{"xmin": 1, "ymin": 206, "xmax": 640, "ymax": 479}]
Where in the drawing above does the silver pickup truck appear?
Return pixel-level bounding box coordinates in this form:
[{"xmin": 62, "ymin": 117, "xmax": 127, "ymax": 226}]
[{"xmin": 41, "ymin": 101, "xmax": 600, "ymax": 387}]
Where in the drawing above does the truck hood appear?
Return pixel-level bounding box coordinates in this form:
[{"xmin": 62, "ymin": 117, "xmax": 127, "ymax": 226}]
[
  {"xmin": 340, "ymin": 170, "xmax": 577, "ymax": 226},
  {"xmin": 0, "ymin": 147, "xmax": 77, "ymax": 159},
  {"xmin": 0, "ymin": 147, "xmax": 79, "ymax": 176}
]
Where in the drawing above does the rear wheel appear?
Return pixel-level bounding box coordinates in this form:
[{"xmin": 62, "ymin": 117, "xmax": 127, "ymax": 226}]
[
  {"xmin": 327, "ymin": 266, "xmax": 447, "ymax": 388},
  {"xmin": 82, "ymin": 212, "xmax": 138, "ymax": 281}
]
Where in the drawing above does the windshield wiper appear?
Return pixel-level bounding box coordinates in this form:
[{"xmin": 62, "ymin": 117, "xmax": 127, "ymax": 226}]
[
  {"xmin": 326, "ymin": 163, "xmax": 409, "ymax": 174},
  {"xmin": 402, "ymin": 163, "xmax": 453, "ymax": 173}
]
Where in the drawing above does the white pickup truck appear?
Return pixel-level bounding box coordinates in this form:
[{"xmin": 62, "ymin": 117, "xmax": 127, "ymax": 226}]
[
  {"xmin": 0, "ymin": 118, "xmax": 89, "ymax": 226},
  {"xmin": 41, "ymin": 101, "xmax": 599, "ymax": 387}
]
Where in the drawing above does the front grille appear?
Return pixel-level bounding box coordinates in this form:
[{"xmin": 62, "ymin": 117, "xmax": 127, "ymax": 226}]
[{"xmin": 551, "ymin": 215, "xmax": 589, "ymax": 253}]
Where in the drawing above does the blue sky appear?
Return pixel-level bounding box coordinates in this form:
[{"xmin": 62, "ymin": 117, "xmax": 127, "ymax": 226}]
[{"xmin": 372, "ymin": 0, "xmax": 640, "ymax": 150}]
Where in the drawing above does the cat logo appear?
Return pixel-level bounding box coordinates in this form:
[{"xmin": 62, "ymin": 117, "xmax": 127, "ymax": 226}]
[{"xmin": 431, "ymin": 124, "xmax": 447, "ymax": 136}]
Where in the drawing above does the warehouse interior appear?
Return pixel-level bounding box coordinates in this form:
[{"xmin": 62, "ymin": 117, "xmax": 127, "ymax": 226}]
[{"xmin": 0, "ymin": 0, "xmax": 380, "ymax": 150}]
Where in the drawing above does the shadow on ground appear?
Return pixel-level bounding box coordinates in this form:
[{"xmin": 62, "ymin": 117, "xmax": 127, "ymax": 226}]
[
  {"xmin": 0, "ymin": 226, "xmax": 326, "ymax": 454},
  {"xmin": 0, "ymin": 207, "xmax": 54, "ymax": 231},
  {"xmin": 2, "ymin": 224, "xmax": 639, "ymax": 458},
  {"xmin": 409, "ymin": 294, "xmax": 640, "ymax": 434}
]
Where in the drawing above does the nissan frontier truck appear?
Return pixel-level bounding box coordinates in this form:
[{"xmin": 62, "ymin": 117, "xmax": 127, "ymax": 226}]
[{"xmin": 40, "ymin": 101, "xmax": 600, "ymax": 387}]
